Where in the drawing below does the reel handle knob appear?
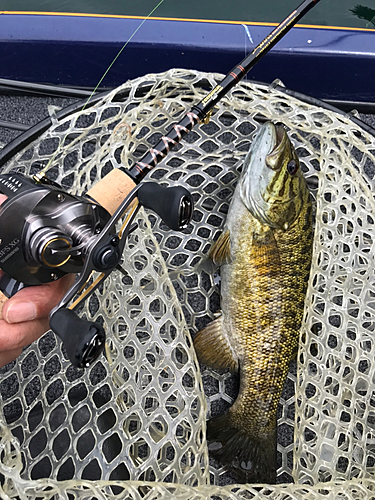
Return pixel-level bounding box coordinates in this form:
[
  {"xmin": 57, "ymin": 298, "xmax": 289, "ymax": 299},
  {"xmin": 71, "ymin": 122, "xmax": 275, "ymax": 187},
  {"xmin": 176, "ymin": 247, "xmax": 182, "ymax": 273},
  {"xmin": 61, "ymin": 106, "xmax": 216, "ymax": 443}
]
[
  {"xmin": 137, "ymin": 182, "xmax": 193, "ymax": 231},
  {"xmin": 49, "ymin": 308, "xmax": 105, "ymax": 368}
]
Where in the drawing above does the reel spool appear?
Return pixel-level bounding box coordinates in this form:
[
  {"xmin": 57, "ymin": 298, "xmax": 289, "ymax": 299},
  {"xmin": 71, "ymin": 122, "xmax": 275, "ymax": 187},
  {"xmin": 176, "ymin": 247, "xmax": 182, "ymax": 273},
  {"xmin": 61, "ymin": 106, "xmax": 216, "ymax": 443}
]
[{"xmin": 0, "ymin": 172, "xmax": 193, "ymax": 368}]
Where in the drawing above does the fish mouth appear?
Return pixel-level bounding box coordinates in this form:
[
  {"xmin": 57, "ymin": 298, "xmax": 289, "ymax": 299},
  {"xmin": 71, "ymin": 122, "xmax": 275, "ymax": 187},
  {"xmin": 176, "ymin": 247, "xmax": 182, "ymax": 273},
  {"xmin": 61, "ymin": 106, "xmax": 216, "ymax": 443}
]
[{"xmin": 265, "ymin": 125, "xmax": 287, "ymax": 171}]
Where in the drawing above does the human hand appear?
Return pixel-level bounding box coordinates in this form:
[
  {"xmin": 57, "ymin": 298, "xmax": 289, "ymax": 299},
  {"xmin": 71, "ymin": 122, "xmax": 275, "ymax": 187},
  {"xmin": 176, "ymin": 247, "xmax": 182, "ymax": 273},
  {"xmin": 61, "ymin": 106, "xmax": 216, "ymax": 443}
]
[
  {"xmin": 0, "ymin": 168, "xmax": 133, "ymax": 368},
  {"xmin": 0, "ymin": 194, "xmax": 75, "ymax": 368}
]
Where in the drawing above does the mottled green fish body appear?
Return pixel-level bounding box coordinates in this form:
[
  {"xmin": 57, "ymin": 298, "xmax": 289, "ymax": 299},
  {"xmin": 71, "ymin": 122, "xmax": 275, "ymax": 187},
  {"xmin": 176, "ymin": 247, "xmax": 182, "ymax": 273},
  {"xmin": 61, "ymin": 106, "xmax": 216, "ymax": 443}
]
[{"xmin": 194, "ymin": 122, "xmax": 313, "ymax": 483}]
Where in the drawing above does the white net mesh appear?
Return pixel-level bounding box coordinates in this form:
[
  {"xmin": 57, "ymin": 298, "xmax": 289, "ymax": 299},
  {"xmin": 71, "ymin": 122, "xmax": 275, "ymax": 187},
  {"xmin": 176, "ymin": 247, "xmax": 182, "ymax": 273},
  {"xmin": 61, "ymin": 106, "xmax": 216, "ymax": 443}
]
[
  {"xmin": 294, "ymin": 117, "xmax": 375, "ymax": 483},
  {"xmin": 0, "ymin": 69, "xmax": 374, "ymax": 498}
]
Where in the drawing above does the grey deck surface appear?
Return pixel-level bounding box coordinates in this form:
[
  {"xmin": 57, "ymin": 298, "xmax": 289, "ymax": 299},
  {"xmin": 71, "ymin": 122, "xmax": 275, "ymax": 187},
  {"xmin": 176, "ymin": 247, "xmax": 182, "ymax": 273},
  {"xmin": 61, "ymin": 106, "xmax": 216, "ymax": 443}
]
[{"xmin": 0, "ymin": 94, "xmax": 374, "ymax": 149}]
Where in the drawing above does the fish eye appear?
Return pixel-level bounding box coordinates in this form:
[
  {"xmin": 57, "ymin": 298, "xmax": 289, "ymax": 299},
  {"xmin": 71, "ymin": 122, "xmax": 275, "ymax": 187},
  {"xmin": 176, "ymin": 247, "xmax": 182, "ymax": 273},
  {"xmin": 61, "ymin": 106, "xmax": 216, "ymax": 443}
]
[{"xmin": 287, "ymin": 159, "xmax": 298, "ymax": 175}]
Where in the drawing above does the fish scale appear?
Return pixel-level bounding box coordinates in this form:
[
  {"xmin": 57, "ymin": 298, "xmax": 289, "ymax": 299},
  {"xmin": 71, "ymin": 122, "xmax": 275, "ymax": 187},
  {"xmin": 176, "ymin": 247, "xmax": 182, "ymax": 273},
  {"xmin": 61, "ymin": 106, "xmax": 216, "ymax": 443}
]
[{"xmin": 194, "ymin": 122, "xmax": 313, "ymax": 483}]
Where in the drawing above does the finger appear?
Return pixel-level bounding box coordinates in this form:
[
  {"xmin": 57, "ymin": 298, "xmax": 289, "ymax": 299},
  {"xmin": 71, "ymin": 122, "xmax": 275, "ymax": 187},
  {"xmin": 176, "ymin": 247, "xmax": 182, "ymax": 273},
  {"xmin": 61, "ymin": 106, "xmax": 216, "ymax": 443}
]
[
  {"xmin": 2, "ymin": 274, "xmax": 75, "ymax": 324},
  {"xmin": 0, "ymin": 290, "xmax": 6, "ymax": 320},
  {"xmin": 0, "ymin": 317, "xmax": 50, "ymax": 353},
  {"xmin": 0, "ymin": 194, "xmax": 7, "ymax": 205}
]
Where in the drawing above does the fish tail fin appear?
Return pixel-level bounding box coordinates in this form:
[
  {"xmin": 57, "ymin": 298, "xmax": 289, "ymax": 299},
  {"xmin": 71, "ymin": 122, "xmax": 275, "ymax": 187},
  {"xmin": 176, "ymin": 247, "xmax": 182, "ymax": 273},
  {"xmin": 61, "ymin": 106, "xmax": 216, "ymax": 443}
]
[{"xmin": 207, "ymin": 412, "xmax": 277, "ymax": 484}]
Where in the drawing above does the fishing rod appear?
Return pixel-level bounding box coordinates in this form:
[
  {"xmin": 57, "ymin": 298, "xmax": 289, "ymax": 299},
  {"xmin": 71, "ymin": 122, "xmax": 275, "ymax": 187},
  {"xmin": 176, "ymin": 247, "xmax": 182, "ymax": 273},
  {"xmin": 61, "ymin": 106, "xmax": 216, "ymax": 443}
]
[
  {"xmin": 0, "ymin": 0, "xmax": 321, "ymax": 369},
  {"xmin": 127, "ymin": 0, "xmax": 321, "ymax": 183}
]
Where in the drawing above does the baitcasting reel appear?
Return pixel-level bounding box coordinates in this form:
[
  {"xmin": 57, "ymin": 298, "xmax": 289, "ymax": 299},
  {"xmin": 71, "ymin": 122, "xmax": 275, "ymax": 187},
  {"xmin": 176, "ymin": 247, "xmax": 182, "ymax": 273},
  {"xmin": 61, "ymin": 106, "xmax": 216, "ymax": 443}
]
[{"xmin": 0, "ymin": 172, "xmax": 193, "ymax": 368}]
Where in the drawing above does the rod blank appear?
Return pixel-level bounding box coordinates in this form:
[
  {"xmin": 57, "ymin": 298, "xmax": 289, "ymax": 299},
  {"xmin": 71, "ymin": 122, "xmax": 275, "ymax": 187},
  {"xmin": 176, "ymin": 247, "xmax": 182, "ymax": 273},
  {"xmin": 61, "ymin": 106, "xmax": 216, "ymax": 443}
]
[{"xmin": 128, "ymin": 0, "xmax": 321, "ymax": 183}]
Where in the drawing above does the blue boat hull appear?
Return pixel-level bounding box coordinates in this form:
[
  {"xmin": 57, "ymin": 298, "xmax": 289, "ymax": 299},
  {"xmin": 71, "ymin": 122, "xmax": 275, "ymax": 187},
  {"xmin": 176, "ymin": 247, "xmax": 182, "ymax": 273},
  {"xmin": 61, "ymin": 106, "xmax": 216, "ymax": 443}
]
[{"xmin": 0, "ymin": 13, "xmax": 374, "ymax": 105}]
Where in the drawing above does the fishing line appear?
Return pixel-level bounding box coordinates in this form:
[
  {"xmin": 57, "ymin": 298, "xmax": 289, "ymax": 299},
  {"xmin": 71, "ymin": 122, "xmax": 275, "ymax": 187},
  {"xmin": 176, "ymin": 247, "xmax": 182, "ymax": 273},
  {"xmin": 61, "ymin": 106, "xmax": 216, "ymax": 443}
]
[
  {"xmin": 242, "ymin": 24, "xmax": 254, "ymax": 44},
  {"xmin": 242, "ymin": 24, "xmax": 253, "ymax": 76},
  {"xmin": 82, "ymin": 0, "xmax": 166, "ymax": 110},
  {"xmin": 38, "ymin": 0, "xmax": 166, "ymax": 176}
]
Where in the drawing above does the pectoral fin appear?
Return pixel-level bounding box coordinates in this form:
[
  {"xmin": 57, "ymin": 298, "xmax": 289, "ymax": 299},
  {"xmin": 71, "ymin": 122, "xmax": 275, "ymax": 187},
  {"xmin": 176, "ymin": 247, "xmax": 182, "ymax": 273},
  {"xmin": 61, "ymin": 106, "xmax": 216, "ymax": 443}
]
[
  {"xmin": 194, "ymin": 315, "xmax": 238, "ymax": 372},
  {"xmin": 209, "ymin": 230, "xmax": 231, "ymax": 266}
]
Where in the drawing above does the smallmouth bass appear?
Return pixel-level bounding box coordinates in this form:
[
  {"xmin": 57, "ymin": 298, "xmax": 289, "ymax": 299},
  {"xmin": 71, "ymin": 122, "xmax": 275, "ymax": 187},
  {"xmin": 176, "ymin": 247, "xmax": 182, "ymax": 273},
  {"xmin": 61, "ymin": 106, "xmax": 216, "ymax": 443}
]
[{"xmin": 194, "ymin": 122, "xmax": 313, "ymax": 483}]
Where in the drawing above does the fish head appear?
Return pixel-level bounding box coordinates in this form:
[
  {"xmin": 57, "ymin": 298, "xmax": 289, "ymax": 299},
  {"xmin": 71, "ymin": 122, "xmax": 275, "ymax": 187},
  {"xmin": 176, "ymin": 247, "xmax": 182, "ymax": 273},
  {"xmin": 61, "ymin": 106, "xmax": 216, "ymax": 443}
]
[{"xmin": 239, "ymin": 121, "xmax": 308, "ymax": 230}]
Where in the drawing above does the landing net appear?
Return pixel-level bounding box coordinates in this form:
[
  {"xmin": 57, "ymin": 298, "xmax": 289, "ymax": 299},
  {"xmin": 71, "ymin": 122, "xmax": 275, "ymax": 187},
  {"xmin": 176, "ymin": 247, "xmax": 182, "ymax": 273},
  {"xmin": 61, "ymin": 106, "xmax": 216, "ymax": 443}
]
[{"xmin": 0, "ymin": 69, "xmax": 375, "ymax": 498}]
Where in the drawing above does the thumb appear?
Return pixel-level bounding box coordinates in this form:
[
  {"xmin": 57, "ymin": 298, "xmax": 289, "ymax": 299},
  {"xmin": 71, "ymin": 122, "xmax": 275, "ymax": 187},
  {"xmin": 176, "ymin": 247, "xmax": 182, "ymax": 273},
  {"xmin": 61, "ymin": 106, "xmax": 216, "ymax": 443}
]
[{"xmin": 2, "ymin": 274, "xmax": 75, "ymax": 324}]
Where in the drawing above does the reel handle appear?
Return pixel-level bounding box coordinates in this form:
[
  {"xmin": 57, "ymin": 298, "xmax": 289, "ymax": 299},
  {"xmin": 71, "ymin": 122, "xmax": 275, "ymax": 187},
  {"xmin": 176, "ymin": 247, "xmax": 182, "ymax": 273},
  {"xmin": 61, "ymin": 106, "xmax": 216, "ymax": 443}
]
[
  {"xmin": 49, "ymin": 308, "xmax": 105, "ymax": 368},
  {"xmin": 138, "ymin": 182, "xmax": 193, "ymax": 230}
]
